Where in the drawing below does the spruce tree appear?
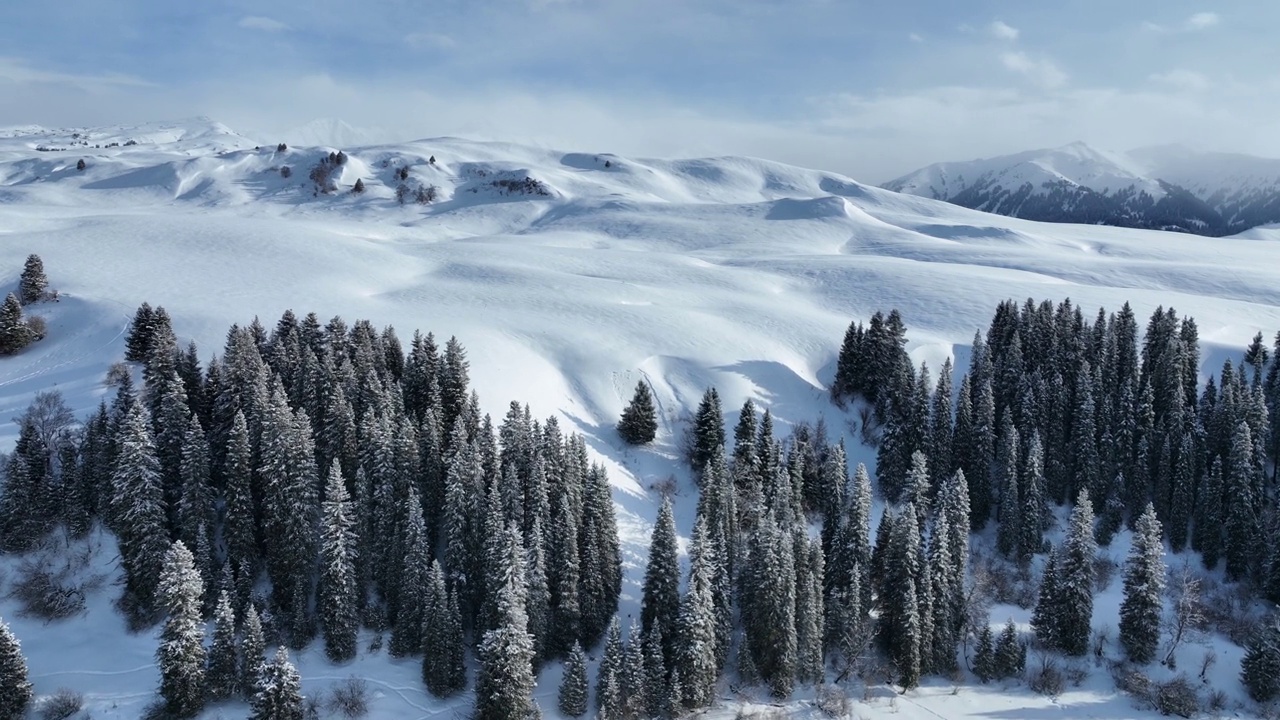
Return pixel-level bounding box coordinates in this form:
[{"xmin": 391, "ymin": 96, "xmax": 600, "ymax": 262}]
[
  {"xmin": 1225, "ymin": 421, "xmax": 1260, "ymax": 582},
  {"xmin": 621, "ymin": 622, "xmax": 648, "ymax": 718},
  {"xmin": 1031, "ymin": 549, "xmax": 1062, "ymax": 650},
  {"xmin": 994, "ymin": 620, "xmax": 1025, "ymax": 679},
  {"xmin": 882, "ymin": 507, "xmax": 922, "ymax": 689},
  {"xmin": 558, "ymin": 641, "xmax": 589, "ymax": 717},
  {"xmin": 0, "ymin": 293, "xmax": 33, "ymax": 354},
  {"xmin": 618, "ymin": 381, "xmax": 658, "ymax": 445},
  {"xmin": 1119, "ymin": 504, "xmax": 1165, "ymax": 664},
  {"xmin": 390, "ymin": 486, "xmax": 429, "ymax": 657},
  {"xmin": 1241, "ymin": 614, "xmax": 1280, "ymax": 702},
  {"xmin": 156, "ymin": 541, "xmax": 208, "ymax": 718},
  {"xmin": 249, "ymin": 647, "xmax": 304, "ymax": 720},
  {"xmin": 319, "ymin": 462, "xmax": 359, "ymax": 663},
  {"xmin": 678, "ymin": 517, "xmax": 720, "ymax": 708},
  {"xmin": 18, "ymin": 254, "xmax": 47, "ymax": 304},
  {"xmin": 112, "ymin": 398, "xmax": 170, "ymax": 624},
  {"xmin": 207, "ymin": 591, "xmax": 239, "ymax": 702},
  {"xmin": 474, "ymin": 527, "xmax": 536, "ymax": 720},
  {"xmin": 0, "ymin": 617, "xmax": 32, "ymax": 720},
  {"xmin": 973, "ymin": 624, "xmax": 995, "ymax": 682},
  {"xmin": 690, "ymin": 387, "xmax": 725, "ymax": 476},
  {"xmin": 641, "ymin": 496, "xmax": 680, "ymax": 664},
  {"xmin": 1055, "ymin": 490, "xmax": 1098, "ymax": 656},
  {"xmin": 595, "ymin": 618, "xmax": 623, "ymax": 718},
  {"xmin": 241, "ymin": 605, "xmax": 267, "ymax": 698}
]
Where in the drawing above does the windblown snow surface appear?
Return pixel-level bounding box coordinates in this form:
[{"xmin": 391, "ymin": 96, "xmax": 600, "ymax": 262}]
[{"xmin": 1, "ymin": 119, "xmax": 1278, "ymax": 719}]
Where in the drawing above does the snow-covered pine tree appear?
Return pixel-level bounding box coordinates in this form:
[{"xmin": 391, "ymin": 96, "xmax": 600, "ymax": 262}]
[
  {"xmin": 241, "ymin": 604, "xmax": 267, "ymax": 698},
  {"xmin": 678, "ymin": 517, "xmax": 720, "ymax": 708},
  {"xmin": 207, "ymin": 591, "xmax": 239, "ymax": 702},
  {"xmin": 579, "ymin": 463, "xmax": 623, "ymax": 644},
  {"xmin": 994, "ymin": 620, "xmax": 1025, "ymax": 679},
  {"xmin": 618, "ymin": 381, "xmax": 658, "ymax": 445},
  {"xmin": 995, "ymin": 417, "xmax": 1021, "ymax": 559},
  {"xmin": 249, "ymin": 647, "xmax": 304, "ymax": 720},
  {"xmin": 525, "ymin": 516, "xmax": 551, "ymax": 664},
  {"xmin": 882, "ymin": 506, "xmax": 922, "ymax": 689},
  {"xmin": 1241, "ymin": 614, "xmax": 1280, "ymax": 702},
  {"xmin": 831, "ymin": 319, "xmax": 863, "ymax": 403},
  {"xmin": 222, "ymin": 410, "xmax": 257, "ymax": 580},
  {"xmin": 259, "ymin": 383, "xmax": 319, "ymax": 632},
  {"xmin": 390, "ymin": 485, "xmax": 429, "ymax": 657},
  {"xmin": 1031, "ymin": 548, "xmax": 1061, "ymax": 650},
  {"xmin": 1055, "ymin": 489, "xmax": 1098, "ymax": 656},
  {"xmin": 641, "ymin": 496, "xmax": 680, "ymax": 667},
  {"xmin": 928, "ymin": 358, "xmax": 954, "ymax": 491},
  {"xmin": 621, "ymin": 621, "xmax": 648, "ymax": 718},
  {"xmin": 595, "ymin": 617, "xmax": 623, "ymax": 718},
  {"xmin": 642, "ymin": 626, "xmax": 666, "ymax": 717},
  {"xmin": 1225, "ymin": 421, "xmax": 1260, "ymax": 582},
  {"xmin": 112, "ymin": 398, "xmax": 170, "ymax": 625},
  {"xmin": 795, "ymin": 535, "xmax": 825, "ymax": 686},
  {"xmin": 176, "ymin": 415, "xmax": 214, "ymax": 587},
  {"xmin": 474, "ymin": 526, "xmax": 536, "ymax": 720},
  {"xmin": 0, "ymin": 617, "xmax": 33, "ymax": 720},
  {"xmin": 1019, "ymin": 433, "xmax": 1046, "ymax": 560},
  {"xmin": 690, "ymin": 387, "xmax": 725, "ymax": 477},
  {"xmin": 319, "ymin": 462, "xmax": 359, "ymax": 663},
  {"xmin": 557, "ymin": 641, "xmax": 589, "ymax": 717},
  {"xmin": 973, "ymin": 623, "xmax": 995, "ymax": 682},
  {"xmin": 1119, "ymin": 503, "xmax": 1165, "ymax": 664},
  {"xmin": 156, "ymin": 541, "xmax": 208, "ymax": 718},
  {"xmin": 546, "ymin": 491, "xmax": 582, "ymax": 658},
  {"xmin": 0, "ymin": 293, "xmax": 33, "ymax": 354},
  {"xmin": 18, "ymin": 253, "xmax": 47, "ymax": 304}
]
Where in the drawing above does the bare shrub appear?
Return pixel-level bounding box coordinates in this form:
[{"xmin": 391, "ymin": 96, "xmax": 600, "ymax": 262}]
[
  {"xmin": 858, "ymin": 405, "xmax": 880, "ymax": 447},
  {"xmin": 1064, "ymin": 661, "xmax": 1089, "ymax": 687},
  {"xmin": 39, "ymin": 688, "xmax": 83, "ymax": 720},
  {"xmin": 814, "ymin": 685, "xmax": 851, "ymax": 718},
  {"xmin": 648, "ymin": 474, "xmax": 678, "ymax": 498},
  {"xmin": 1164, "ymin": 562, "xmax": 1207, "ymax": 666},
  {"xmin": 1028, "ymin": 653, "xmax": 1064, "ymax": 697},
  {"xmin": 983, "ymin": 556, "xmax": 1038, "ymax": 609},
  {"xmin": 280, "ymin": 165, "xmax": 292, "ymax": 179},
  {"xmin": 734, "ymin": 708, "xmax": 790, "ymax": 720},
  {"xmin": 1093, "ymin": 553, "xmax": 1119, "ymax": 592},
  {"xmin": 1198, "ymin": 648, "xmax": 1216, "ymax": 680},
  {"xmin": 26, "ymin": 315, "xmax": 47, "ymax": 340},
  {"xmin": 10, "ymin": 560, "xmax": 86, "ymax": 621},
  {"xmin": 1205, "ymin": 687, "xmax": 1228, "ymax": 713},
  {"xmin": 304, "ymin": 687, "xmax": 327, "ymax": 720},
  {"xmin": 105, "ymin": 361, "xmax": 132, "ymax": 387},
  {"xmin": 1153, "ymin": 676, "xmax": 1200, "ymax": 718},
  {"xmin": 327, "ymin": 677, "xmax": 369, "ymax": 719},
  {"xmin": 1198, "ymin": 573, "xmax": 1255, "ymax": 646}
]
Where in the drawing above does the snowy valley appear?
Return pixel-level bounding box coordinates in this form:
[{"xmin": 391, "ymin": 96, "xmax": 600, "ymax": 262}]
[{"xmin": 1, "ymin": 118, "xmax": 1280, "ymax": 720}]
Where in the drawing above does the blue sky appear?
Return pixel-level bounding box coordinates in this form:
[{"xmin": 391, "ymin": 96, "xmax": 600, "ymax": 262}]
[{"xmin": 2, "ymin": 0, "xmax": 1278, "ymax": 182}]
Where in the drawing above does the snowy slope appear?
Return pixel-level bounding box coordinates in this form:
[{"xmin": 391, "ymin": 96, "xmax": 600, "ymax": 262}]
[
  {"xmin": 2, "ymin": 118, "xmax": 1280, "ymax": 719},
  {"xmin": 884, "ymin": 142, "xmax": 1280, "ymax": 236}
]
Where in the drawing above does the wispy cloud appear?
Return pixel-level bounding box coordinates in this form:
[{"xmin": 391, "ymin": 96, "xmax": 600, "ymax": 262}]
[
  {"xmin": 1143, "ymin": 11, "xmax": 1221, "ymax": 33},
  {"xmin": 239, "ymin": 16, "xmax": 290, "ymax": 33},
  {"xmin": 1000, "ymin": 51, "xmax": 1067, "ymax": 88},
  {"xmin": 989, "ymin": 20, "xmax": 1020, "ymax": 41},
  {"xmin": 404, "ymin": 32, "xmax": 457, "ymax": 51},
  {"xmin": 0, "ymin": 57, "xmax": 153, "ymax": 90},
  {"xmin": 908, "ymin": 32, "xmax": 924, "ymax": 44},
  {"xmin": 1150, "ymin": 69, "xmax": 1210, "ymax": 92}
]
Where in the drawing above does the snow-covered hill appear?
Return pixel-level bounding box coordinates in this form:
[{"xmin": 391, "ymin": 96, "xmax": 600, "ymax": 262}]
[
  {"xmin": 883, "ymin": 142, "xmax": 1280, "ymax": 236},
  {"xmin": 2, "ymin": 118, "xmax": 1280, "ymax": 719}
]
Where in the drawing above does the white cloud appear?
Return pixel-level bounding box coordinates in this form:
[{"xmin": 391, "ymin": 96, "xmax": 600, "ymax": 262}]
[
  {"xmin": 1150, "ymin": 69, "xmax": 1210, "ymax": 92},
  {"xmin": 908, "ymin": 33, "xmax": 924, "ymax": 43},
  {"xmin": 404, "ymin": 32, "xmax": 458, "ymax": 50},
  {"xmin": 0, "ymin": 57, "xmax": 152, "ymax": 90},
  {"xmin": 1000, "ymin": 51, "xmax": 1068, "ymax": 89},
  {"xmin": 1143, "ymin": 12, "xmax": 1221, "ymax": 33},
  {"xmin": 239, "ymin": 16, "xmax": 290, "ymax": 32},
  {"xmin": 989, "ymin": 21, "xmax": 1020, "ymax": 41}
]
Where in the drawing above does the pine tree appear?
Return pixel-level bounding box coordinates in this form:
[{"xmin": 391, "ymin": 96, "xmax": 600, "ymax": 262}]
[
  {"xmin": 690, "ymin": 387, "xmax": 725, "ymax": 476},
  {"xmin": 241, "ymin": 605, "xmax": 267, "ymax": 698},
  {"xmin": 112, "ymin": 398, "xmax": 170, "ymax": 624},
  {"xmin": 882, "ymin": 507, "xmax": 922, "ymax": 689},
  {"xmin": 678, "ymin": 517, "xmax": 720, "ymax": 708},
  {"xmin": 0, "ymin": 617, "xmax": 33, "ymax": 720},
  {"xmin": 0, "ymin": 293, "xmax": 33, "ymax": 354},
  {"xmin": 1241, "ymin": 614, "xmax": 1280, "ymax": 702},
  {"xmin": 642, "ymin": 626, "xmax": 666, "ymax": 717},
  {"xmin": 1055, "ymin": 490, "xmax": 1098, "ymax": 655},
  {"xmin": 642, "ymin": 496, "xmax": 680, "ymax": 665},
  {"xmin": 973, "ymin": 623, "xmax": 995, "ymax": 682},
  {"xmin": 618, "ymin": 381, "xmax": 658, "ymax": 445},
  {"xmin": 1031, "ymin": 549, "xmax": 1061, "ymax": 649},
  {"xmin": 18, "ymin": 254, "xmax": 47, "ymax": 304},
  {"xmin": 595, "ymin": 618, "xmax": 623, "ymax": 718},
  {"xmin": 995, "ymin": 418, "xmax": 1021, "ymax": 559},
  {"xmin": 249, "ymin": 647, "xmax": 304, "ymax": 720},
  {"xmin": 558, "ymin": 641, "xmax": 589, "ymax": 717},
  {"xmin": 390, "ymin": 486, "xmax": 429, "ymax": 657},
  {"xmin": 207, "ymin": 591, "xmax": 239, "ymax": 702},
  {"xmin": 994, "ymin": 620, "xmax": 1025, "ymax": 679},
  {"xmin": 1119, "ymin": 504, "xmax": 1165, "ymax": 664},
  {"xmin": 156, "ymin": 541, "xmax": 208, "ymax": 718},
  {"xmin": 474, "ymin": 527, "xmax": 536, "ymax": 720},
  {"xmin": 621, "ymin": 622, "xmax": 648, "ymax": 718},
  {"xmin": 1225, "ymin": 421, "xmax": 1260, "ymax": 582},
  {"xmin": 319, "ymin": 462, "xmax": 359, "ymax": 663}
]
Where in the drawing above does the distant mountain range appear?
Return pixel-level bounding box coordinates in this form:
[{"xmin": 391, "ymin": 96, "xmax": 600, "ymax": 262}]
[{"xmin": 883, "ymin": 143, "xmax": 1280, "ymax": 237}]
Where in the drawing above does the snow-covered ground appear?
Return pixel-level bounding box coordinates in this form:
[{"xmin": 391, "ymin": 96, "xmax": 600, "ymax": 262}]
[{"xmin": 1, "ymin": 119, "xmax": 1277, "ymax": 719}]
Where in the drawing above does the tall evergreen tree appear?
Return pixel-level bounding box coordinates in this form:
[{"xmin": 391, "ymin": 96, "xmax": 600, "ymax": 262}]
[
  {"xmin": 18, "ymin": 253, "xmax": 47, "ymax": 304},
  {"xmin": 112, "ymin": 398, "xmax": 170, "ymax": 624},
  {"xmin": 1054, "ymin": 490, "xmax": 1098, "ymax": 655},
  {"xmin": 0, "ymin": 293, "xmax": 33, "ymax": 354},
  {"xmin": 156, "ymin": 541, "xmax": 208, "ymax": 718},
  {"xmin": 0, "ymin": 617, "xmax": 32, "ymax": 720},
  {"xmin": 1119, "ymin": 504, "xmax": 1165, "ymax": 664},
  {"xmin": 249, "ymin": 647, "xmax": 304, "ymax": 720},
  {"xmin": 390, "ymin": 486, "xmax": 429, "ymax": 657},
  {"xmin": 679, "ymin": 517, "xmax": 721, "ymax": 708},
  {"xmin": 207, "ymin": 591, "xmax": 239, "ymax": 702},
  {"xmin": 319, "ymin": 463, "xmax": 359, "ymax": 663},
  {"xmin": 1225, "ymin": 421, "xmax": 1260, "ymax": 582},
  {"xmin": 241, "ymin": 605, "xmax": 267, "ymax": 698},
  {"xmin": 641, "ymin": 496, "xmax": 681, "ymax": 665},
  {"xmin": 690, "ymin": 387, "xmax": 725, "ymax": 478},
  {"xmin": 474, "ymin": 527, "xmax": 536, "ymax": 720},
  {"xmin": 1241, "ymin": 614, "xmax": 1280, "ymax": 703},
  {"xmin": 618, "ymin": 381, "xmax": 658, "ymax": 445},
  {"xmin": 881, "ymin": 507, "xmax": 922, "ymax": 689},
  {"xmin": 558, "ymin": 641, "xmax": 589, "ymax": 717}
]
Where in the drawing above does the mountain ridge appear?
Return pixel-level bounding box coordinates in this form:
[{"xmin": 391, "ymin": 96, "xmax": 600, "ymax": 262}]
[{"xmin": 884, "ymin": 143, "xmax": 1280, "ymax": 236}]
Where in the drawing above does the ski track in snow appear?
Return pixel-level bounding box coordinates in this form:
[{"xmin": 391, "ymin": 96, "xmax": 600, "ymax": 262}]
[{"xmin": 1, "ymin": 118, "xmax": 1278, "ymax": 720}]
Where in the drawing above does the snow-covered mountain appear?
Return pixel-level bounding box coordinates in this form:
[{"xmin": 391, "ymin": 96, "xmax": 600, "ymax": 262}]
[
  {"xmin": 3, "ymin": 118, "xmax": 1280, "ymax": 720},
  {"xmin": 883, "ymin": 142, "xmax": 1280, "ymax": 236}
]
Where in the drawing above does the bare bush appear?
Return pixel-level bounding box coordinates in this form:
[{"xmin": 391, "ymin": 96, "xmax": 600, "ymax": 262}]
[
  {"xmin": 858, "ymin": 405, "xmax": 880, "ymax": 447},
  {"xmin": 1198, "ymin": 648, "xmax": 1216, "ymax": 679},
  {"xmin": 1028, "ymin": 653, "xmax": 1064, "ymax": 697},
  {"xmin": 1198, "ymin": 574, "xmax": 1255, "ymax": 646},
  {"xmin": 280, "ymin": 165, "xmax": 292, "ymax": 179},
  {"xmin": 39, "ymin": 688, "xmax": 83, "ymax": 720},
  {"xmin": 1163, "ymin": 562, "xmax": 1207, "ymax": 667},
  {"xmin": 327, "ymin": 677, "xmax": 369, "ymax": 719},
  {"xmin": 815, "ymin": 685, "xmax": 851, "ymax": 718},
  {"xmin": 648, "ymin": 474, "xmax": 678, "ymax": 498},
  {"xmin": 10, "ymin": 560, "xmax": 86, "ymax": 621},
  {"xmin": 105, "ymin": 361, "xmax": 131, "ymax": 387},
  {"xmin": 1093, "ymin": 553, "xmax": 1119, "ymax": 592},
  {"xmin": 1205, "ymin": 687, "xmax": 1228, "ymax": 713},
  {"xmin": 1153, "ymin": 676, "xmax": 1200, "ymax": 718},
  {"xmin": 304, "ymin": 688, "xmax": 326, "ymax": 720},
  {"xmin": 26, "ymin": 315, "xmax": 47, "ymax": 340}
]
